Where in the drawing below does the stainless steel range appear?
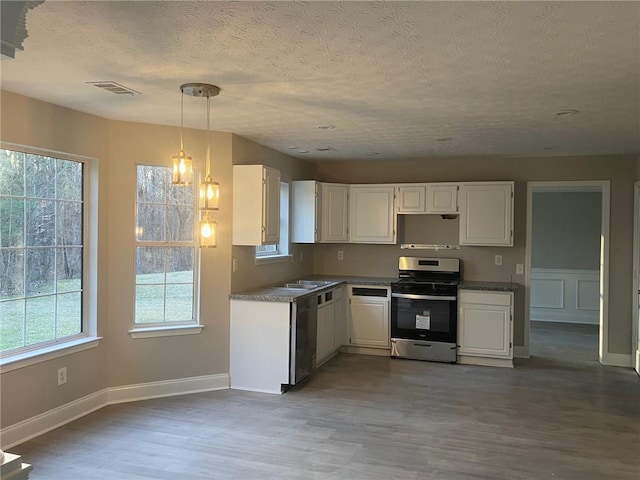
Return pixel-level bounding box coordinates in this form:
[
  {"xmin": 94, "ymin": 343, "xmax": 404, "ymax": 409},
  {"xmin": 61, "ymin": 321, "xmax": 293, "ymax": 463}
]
[{"xmin": 391, "ymin": 257, "xmax": 460, "ymax": 363}]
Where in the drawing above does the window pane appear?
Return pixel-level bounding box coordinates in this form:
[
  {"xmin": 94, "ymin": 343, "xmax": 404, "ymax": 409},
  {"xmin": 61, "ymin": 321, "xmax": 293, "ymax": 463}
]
[
  {"xmin": 26, "ymin": 295, "xmax": 55, "ymax": 345},
  {"xmin": 166, "ymin": 205, "xmax": 194, "ymax": 241},
  {"xmin": 56, "ymin": 200, "xmax": 83, "ymax": 246},
  {"xmin": 135, "ymin": 285, "xmax": 165, "ymax": 323},
  {"xmin": 137, "ymin": 203, "xmax": 165, "ymax": 241},
  {"xmin": 136, "ymin": 247, "xmax": 165, "ymax": 284},
  {"xmin": 137, "ymin": 165, "xmax": 166, "ymax": 203},
  {"xmin": 0, "ymin": 198, "xmax": 25, "ymax": 247},
  {"xmin": 0, "ymin": 300, "xmax": 25, "ymax": 351},
  {"xmin": 56, "ymin": 292, "xmax": 82, "ymax": 337},
  {"xmin": 27, "ymin": 199, "xmax": 55, "ymax": 246},
  {"xmin": 26, "ymin": 247, "xmax": 55, "ymax": 296},
  {"xmin": 165, "ymin": 284, "xmax": 193, "ymax": 321},
  {"xmin": 168, "ymin": 182, "xmax": 193, "ymax": 205},
  {"xmin": 165, "ymin": 247, "xmax": 193, "ymax": 283},
  {"xmin": 56, "ymin": 247, "xmax": 82, "ymax": 293},
  {"xmin": 56, "ymin": 160, "xmax": 83, "ymax": 201},
  {"xmin": 0, "ymin": 150, "xmax": 25, "ymax": 196},
  {"xmin": 26, "ymin": 155, "xmax": 55, "ymax": 198},
  {"xmin": 0, "ymin": 249, "xmax": 24, "ymax": 298}
]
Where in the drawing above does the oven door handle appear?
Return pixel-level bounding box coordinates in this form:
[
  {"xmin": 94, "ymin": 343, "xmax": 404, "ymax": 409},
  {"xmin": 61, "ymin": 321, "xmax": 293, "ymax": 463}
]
[{"xmin": 391, "ymin": 293, "xmax": 457, "ymax": 301}]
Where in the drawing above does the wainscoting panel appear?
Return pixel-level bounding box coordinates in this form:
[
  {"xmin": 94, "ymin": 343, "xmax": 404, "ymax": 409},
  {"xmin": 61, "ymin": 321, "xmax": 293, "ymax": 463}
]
[{"xmin": 530, "ymin": 269, "xmax": 599, "ymax": 324}]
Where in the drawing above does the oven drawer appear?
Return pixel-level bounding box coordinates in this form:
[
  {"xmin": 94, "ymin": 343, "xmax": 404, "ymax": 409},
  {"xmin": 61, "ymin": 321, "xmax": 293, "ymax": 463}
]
[{"xmin": 459, "ymin": 291, "xmax": 511, "ymax": 306}]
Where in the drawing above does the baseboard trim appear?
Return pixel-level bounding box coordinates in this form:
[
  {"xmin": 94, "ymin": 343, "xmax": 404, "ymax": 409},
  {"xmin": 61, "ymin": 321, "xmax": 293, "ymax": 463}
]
[
  {"xmin": 1, "ymin": 373, "xmax": 230, "ymax": 450},
  {"xmin": 340, "ymin": 345, "xmax": 390, "ymax": 356},
  {"xmin": 601, "ymin": 352, "xmax": 632, "ymax": 368},
  {"xmin": 457, "ymin": 355, "xmax": 513, "ymax": 368},
  {"xmin": 513, "ymin": 346, "xmax": 529, "ymax": 358}
]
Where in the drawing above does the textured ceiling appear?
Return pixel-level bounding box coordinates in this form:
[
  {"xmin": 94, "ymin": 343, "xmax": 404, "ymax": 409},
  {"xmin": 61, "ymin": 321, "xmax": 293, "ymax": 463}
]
[{"xmin": 1, "ymin": 1, "xmax": 639, "ymax": 161}]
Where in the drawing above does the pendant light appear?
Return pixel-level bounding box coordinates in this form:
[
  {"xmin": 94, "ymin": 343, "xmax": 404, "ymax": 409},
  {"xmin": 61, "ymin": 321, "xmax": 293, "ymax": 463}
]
[
  {"xmin": 171, "ymin": 87, "xmax": 193, "ymax": 185},
  {"xmin": 178, "ymin": 83, "xmax": 221, "ymax": 247}
]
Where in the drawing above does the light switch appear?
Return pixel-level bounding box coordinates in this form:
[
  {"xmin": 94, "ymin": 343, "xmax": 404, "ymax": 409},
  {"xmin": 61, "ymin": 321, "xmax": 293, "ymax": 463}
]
[
  {"xmin": 232, "ymin": 258, "xmax": 238, "ymax": 273},
  {"xmin": 516, "ymin": 263, "xmax": 524, "ymax": 275},
  {"xmin": 495, "ymin": 255, "xmax": 503, "ymax": 266}
]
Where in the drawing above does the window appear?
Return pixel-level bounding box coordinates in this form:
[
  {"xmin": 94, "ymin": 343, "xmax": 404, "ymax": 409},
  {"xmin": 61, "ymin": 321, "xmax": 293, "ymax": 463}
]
[
  {"xmin": 256, "ymin": 182, "xmax": 290, "ymax": 263},
  {"xmin": 0, "ymin": 148, "xmax": 93, "ymax": 361},
  {"xmin": 134, "ymin": 165, "xmax": 200, "ymax": 331}
]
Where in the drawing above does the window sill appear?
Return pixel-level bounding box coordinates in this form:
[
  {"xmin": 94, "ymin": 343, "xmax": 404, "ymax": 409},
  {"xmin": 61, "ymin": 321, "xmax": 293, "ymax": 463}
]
[
  {"xmin": 255, "ymin": 254, "xmax": 293, "ymax": 265},
  {"xmin": 0, "ymin": 336, "xmax": 103, "ymax": 373},
  {"xmin": 128, "ymin": 324, "xmax": 204, "ymax": 339}
]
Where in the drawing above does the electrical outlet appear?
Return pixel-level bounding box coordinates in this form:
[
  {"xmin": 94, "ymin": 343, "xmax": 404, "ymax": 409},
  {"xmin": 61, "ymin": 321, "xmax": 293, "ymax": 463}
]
[
  {"xmin": 516, "ymin": 263, "xmax": 524, "ymax": 275},
  {"xmin": 337, "ymin": 250, "xmax": 344, "ymax": 261},
  {"xmin": 495, "ymin": 255, "xmax": 503, "ymax": 266},
  {"xmin": 232, "ymin": 258, "xmax": 238, "ymax": 273},
  {"xmin": 57, "ymin": 367, "xmax": 67, "ymax": 386}
]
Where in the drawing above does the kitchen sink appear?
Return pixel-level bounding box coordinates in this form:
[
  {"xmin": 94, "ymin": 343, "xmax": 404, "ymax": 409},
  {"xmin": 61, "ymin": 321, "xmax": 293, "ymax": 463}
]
[{"xmin": 282, "ymin": 283, "xmax": 318, "ymax": 289}]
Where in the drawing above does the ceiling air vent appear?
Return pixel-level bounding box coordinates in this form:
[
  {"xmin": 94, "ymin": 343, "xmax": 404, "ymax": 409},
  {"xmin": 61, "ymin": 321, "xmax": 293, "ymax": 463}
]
[{"xmin": 87, "ymin": 81, "xmax": 140, "ymax": 96}]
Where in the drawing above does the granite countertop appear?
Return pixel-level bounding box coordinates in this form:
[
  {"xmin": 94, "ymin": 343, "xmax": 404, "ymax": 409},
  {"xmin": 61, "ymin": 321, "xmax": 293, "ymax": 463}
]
[
  {"xmin": 459, "ymin": 281, "xmax": 519, "ymax": 292},
  {"xmin": 229, "ymin": 276, "xmax": 397, "ymax": 302}
]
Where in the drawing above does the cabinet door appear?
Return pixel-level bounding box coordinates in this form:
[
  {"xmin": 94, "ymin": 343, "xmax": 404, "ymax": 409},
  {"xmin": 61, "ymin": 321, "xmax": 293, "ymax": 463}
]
[
  {"xmin": 458, "ymin": 302, "xmax": 511, "ymax": 358},
  {"xmin": 317, "ymin": 302, "xmax": 336, "ymax": 365},
  {"xmin": 349, "ymin": 185, "xmax": 396, "ymax": 243},
  {"xmin": 262, "ymin": 167, "xmax": 281, "ymax": 244},
  {"xmin": 425, "ymin": 184, "xmax": 458, "ymax": 213},
  {"xmin": 320, "ymin": 183, "xmax": 349, "ymax": 242},
  {"xmin": 291, "ymin": 180, "xmax": 318, "ymax": 243},
  {"xmin": 350, "ymin": 296, "xmax": 390, "ymax": 348},
  {"xmin": 397, "ymin": 185, "xmax": 426, "ymax": 213},
  {"xmin": 459, "ymin": 183, "xmax": 513, "ymax": 246}
]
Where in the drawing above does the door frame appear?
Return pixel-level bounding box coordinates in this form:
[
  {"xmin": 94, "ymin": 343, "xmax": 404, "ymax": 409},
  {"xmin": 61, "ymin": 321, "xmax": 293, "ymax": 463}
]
[
  {"xmin": 523, "ymin": 181, "xmax": 610, "ymax": 364},
  {"xmin": 633, "ymin": 182, "xmax": 640, "ymax": 374}
]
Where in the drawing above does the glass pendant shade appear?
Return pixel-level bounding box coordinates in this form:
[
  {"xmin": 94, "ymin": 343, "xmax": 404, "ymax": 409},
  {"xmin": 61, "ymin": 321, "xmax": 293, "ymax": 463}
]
[
  {"xmin": 172, "ymin": 149, "xmax": 193, "ymax": 185},
  {"xmin": 199, "ymin": 175, "xmax": 220, "ymax": 210},
  {"xmin": 200, "ymin": 213, "xmax": 217, "ymax": 248}
]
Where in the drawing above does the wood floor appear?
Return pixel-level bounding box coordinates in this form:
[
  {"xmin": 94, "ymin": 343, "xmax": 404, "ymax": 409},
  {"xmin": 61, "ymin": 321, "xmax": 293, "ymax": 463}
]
[{"xmin": 14, "ymin": 322, "xmax": 640, "ymax": 479}]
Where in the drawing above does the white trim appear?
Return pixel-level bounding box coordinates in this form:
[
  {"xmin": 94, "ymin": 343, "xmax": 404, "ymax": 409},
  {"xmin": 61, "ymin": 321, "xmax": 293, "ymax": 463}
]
[
  {"xmin": 633, "ymin": 181, "xmax": 640, "ymax": 375},
  {"xmin": 524, "ymin": 181, "xmax": 610, "ymax": 363},
  {"xmin": 0, "ymin": 373, "xmax": 230, "ymax": 450},
  {"xmin": 254, "ymin": 253, "xmax": 293, "ymax": 265},
  {"xmin": 457, "ymin": 355, "xmax": 513, "ymax": 368},
  {"xmin": 0, "ymin": 337, "xmax": 102, "ymax": 373},
  {"xmin": 601, "ymin": 352, "xmax": 633, "ymax": 368},
  {"xmin": 128, "ymin": 324, "xmax": 204, "ymax": 339},
  {"xmin": 228, "ymin": 385, "xmax": 283, "ymax": 395}
]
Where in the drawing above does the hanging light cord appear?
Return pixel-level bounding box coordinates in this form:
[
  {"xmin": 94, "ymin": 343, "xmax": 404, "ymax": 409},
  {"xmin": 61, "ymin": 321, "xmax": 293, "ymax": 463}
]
[
  {"xmin": 206, "ymin": 94, "xmax": 211, "ymax": 177},
  {"xmin": 180, "ymin": 88, "xmax": 185, "ymax": 151}
]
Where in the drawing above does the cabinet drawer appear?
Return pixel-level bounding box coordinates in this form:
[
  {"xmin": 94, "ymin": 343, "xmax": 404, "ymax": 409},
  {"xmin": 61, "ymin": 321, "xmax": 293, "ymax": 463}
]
[{"xmin": 459, "ymin": 291, "xmax": 511, "ymax": 306}]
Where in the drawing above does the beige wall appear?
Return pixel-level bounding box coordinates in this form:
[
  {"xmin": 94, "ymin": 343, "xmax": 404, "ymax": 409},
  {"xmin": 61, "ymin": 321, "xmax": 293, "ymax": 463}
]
[
  {"xmin": 314, "ymin": 155, "xmax": 637, "ymax": 355},
  {"xmin": 1, "ymin": 91, "xmax": 110, "ymax": 428},
  {"xmin": 0, "ymin": 91, "xmax": 309, "ymax": 431},
  {"xmin": 230, "ymin": 134, "xmax": 316, "ymax": 292}
]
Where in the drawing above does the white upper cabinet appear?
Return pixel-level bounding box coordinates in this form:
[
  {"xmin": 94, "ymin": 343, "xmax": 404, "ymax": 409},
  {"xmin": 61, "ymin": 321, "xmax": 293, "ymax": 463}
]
[
  {"xmin": 397, "ymin": 185, "xmax": 426, "ymax": 213},
  {"xmin": 425, "ymin": 184, "xmax": 458, "ymax": 213},
  {"xmin": 459, "ymin": 182, "xmax": 514, "ymax": 246},
  {"xmin": 291, "ymin": 181, "xmax": 349, "ymax": 243},
  {"xmin": 291, "ymin": 180, "xmax": 319, "ymax": 243},
  {"xmin": 232, "ymin": 165, "xmax": 281, "ymax": 246},
  {"xmin": 349, "ymin": 185, "xmax": 396, "ymax": 244},
  {"xmin": 397, "ymin": 183, "xmax": 458, "ymax": 214},
  {"xmin": 320, "ymin": 183, "xmax": 349, "ymax": 242}
]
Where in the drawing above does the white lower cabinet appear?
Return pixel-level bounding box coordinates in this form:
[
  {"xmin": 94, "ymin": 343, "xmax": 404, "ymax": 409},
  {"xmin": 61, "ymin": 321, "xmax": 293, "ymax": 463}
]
[
  {"xmin": 317, "ymin": 286, "xmax": 347, "ymax": 367},
  {"xmin": 458, "ymin": 290, "xmax": 514, "ymax": 367},
  {"xmin": 349, "ymin": 286, "xmax": 390, "ymax": 348}
]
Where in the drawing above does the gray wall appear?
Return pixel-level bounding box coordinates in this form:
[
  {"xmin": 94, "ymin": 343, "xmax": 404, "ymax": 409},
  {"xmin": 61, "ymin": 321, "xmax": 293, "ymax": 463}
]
[
  {"xmin": 313, "ymin": 155, "xmax": 638, "ymax": 355},
  {"xmin": 531, "ymin": 191, "xmax": 602, "ymax": 270}
]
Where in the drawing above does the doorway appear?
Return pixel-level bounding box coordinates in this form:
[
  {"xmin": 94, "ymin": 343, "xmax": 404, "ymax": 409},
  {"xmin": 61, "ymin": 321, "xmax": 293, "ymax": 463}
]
[{"xmin": 524, "ymin": 181, "xmax": 610, "ymax": 364}]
